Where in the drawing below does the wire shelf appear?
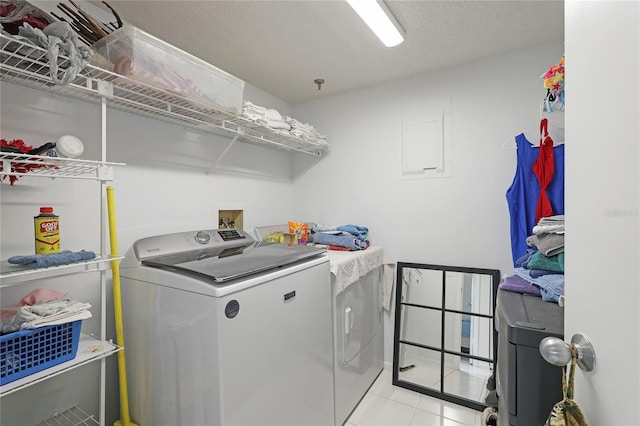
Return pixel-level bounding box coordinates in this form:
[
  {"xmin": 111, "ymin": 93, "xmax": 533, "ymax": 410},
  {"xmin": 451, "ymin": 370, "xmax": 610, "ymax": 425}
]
[
  {"xmin": 0, "ymin": 33, "xmax": 329, "ymax": 156},
  {"xmin": 0, "ymin": 152, "xmax": 123, "ymax": 181},
  {"xmin": 1, "ymin": 333, "xmax": 121, "ymax": 397},
  {"xmin": 33, "ymin": 404, "xmax": 99, "ymax": 425},
  {"xmin": 0, "ymin": 255, "xmax": 123, "ymax": 287}
]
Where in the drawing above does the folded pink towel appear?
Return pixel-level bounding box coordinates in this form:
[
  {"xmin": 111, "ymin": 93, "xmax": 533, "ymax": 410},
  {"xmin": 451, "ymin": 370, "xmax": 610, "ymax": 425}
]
[{"xmin": 0, "ymin": 288, "xmax": 66, "ymax": 320}]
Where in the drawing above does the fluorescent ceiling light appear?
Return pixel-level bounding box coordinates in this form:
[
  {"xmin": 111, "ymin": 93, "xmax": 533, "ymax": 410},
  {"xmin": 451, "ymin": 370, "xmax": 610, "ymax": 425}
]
[{"xmin": 347, "ymin": 0, "xmax": 405, "ymax": 47}]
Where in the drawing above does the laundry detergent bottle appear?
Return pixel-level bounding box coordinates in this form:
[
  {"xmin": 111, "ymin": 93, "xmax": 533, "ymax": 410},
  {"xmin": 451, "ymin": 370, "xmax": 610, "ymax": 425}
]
[{"xmin": 34, "ymin": 206, "xmax": 60, "ymax": 254}]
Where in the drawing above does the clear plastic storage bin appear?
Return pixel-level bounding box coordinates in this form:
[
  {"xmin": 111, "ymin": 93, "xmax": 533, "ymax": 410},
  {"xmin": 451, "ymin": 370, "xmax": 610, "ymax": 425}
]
[{"xmin": 92, "ymin": 25, "xmax": 245, "ymax": 114}]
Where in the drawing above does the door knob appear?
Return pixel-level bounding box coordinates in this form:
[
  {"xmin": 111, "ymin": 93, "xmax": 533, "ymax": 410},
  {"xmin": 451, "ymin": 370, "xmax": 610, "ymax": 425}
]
[{"xmin": 539, "ymin": 333, "xmax": 596, "ymax": 372}]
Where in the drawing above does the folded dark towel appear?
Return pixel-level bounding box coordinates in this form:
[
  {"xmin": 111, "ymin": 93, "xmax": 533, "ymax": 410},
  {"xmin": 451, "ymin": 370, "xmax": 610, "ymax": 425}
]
[
  {"xmin": 336, "ymin": 224, "xmax": 368, "ymax": 241},
  {"xmin": 529, "ymin": 268, "xmax": 563, "ymax": 278},
  {"xmin": 499, "ymin": 274, "xmax": 542, "ymax": 296},
  {"xmin": 516, "ymin": 248, "xmax": 538, "ymax": 268},
  {"xmin": 313, "ymin": 232, "xmax": 368, "ymax": 250},
  {"xmin": 527, "ymin": 252, "xmax": 564, "ymax": 273},
  {"xmin": 8, "ymin": 250, "xmax": 96, "ymax": 267}
]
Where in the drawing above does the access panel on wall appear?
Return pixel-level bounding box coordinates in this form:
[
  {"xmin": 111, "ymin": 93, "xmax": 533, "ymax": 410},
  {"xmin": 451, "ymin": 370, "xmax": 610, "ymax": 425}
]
[{"xmin": 400, "ymin": 99, "xmax": 452, "ymax": 178}]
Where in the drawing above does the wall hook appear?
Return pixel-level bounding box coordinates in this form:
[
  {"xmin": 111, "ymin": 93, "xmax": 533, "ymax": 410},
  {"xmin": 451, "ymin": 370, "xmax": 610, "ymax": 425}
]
[
  {"xmin": 314, "ymin": 78, "xmax": 325, "ymax": 90},
  {"xmin": 539, "ymin": 333, "xmax": 596, "ymax": 372}
]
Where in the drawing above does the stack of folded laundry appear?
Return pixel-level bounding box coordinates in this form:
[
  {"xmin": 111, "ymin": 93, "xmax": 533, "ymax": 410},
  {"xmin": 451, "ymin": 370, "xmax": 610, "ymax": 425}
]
[
  {"xmin": 0, "ymin": 288, "xmax": 92, "ymax": 335},
  {"xmin": 285, "ymin": 116, "xmax": 329, "ymax": 146},
  {"xmin": 240, "ymin": 101, "xmax": 291, "ymax": 132},
  {"xmin": 527, "ymin": 215, "xmax": 565, "ymax": 257},
  {"xmin": 263, "ymin": 108, "xmax": 291, "ymax": 131},
  {"xmin": 500, "ymin": 215, "xmax": 565, "ymax": 303},
  {"xmin": 241, "ymin": 101, "xmax": 267, "ymax": 121},
  {"xmin": 312, "ymin": 224, "xmax": 370, "ymax": 251},
  {"xmin": 239, "ymin": 101, "xmax": 328, "ymax": 145}
]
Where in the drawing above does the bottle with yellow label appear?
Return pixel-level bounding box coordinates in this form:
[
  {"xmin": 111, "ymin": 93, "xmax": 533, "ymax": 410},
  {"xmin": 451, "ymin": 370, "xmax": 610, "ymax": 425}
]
[{"xmin": 34, "ymin": 206, "xmax": 60, "ymax": 254}]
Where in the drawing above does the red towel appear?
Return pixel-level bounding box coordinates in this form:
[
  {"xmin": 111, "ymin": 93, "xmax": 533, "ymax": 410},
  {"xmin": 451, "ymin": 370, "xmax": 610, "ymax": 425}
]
[{"xmin": 532, "ymin": 119, "xmax": 555, "ymax": 223}]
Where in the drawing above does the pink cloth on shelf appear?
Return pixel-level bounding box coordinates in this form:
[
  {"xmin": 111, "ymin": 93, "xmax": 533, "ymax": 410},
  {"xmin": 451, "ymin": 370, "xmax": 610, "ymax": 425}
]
[
  {"xmin": 0, "ymin": 288, "xmax": 67, "ymax": 320},
  {"xmin": 19, "ymin": 288, "xmax": 66, "ymax": 306}
]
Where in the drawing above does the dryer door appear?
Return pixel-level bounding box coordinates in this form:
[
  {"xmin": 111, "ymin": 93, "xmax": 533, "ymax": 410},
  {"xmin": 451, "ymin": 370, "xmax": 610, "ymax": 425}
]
[
  {"xmin": 334, "ymin": 265, "xmax": 385, "ymax": 426},
  {"xmin": 337, "ymin": 266, "xmax": 382, "ymax": 367}
]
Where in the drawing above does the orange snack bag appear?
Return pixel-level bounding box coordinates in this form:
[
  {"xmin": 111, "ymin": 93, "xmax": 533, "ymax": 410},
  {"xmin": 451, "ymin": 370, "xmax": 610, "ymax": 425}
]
[{"xmin": 288, "ymin": 221, "xmax": 308, "ymax": 245}]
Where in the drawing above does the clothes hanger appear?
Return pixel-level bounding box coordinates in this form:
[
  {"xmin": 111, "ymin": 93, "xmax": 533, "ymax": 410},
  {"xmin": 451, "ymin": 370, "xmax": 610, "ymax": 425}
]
[
  {"xmin": 502, "ymin": 101, "xmax": 565, "ymax": 148},
  {"xmin": 502, "ymin": 105, "xmax": 544, "ymax": 149}
]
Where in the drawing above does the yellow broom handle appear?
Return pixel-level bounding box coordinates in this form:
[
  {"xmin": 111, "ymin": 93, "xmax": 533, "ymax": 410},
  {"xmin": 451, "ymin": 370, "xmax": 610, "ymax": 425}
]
[{"xmin": 107, "ymin": 186, "xmax": 133, "ymax": 426}]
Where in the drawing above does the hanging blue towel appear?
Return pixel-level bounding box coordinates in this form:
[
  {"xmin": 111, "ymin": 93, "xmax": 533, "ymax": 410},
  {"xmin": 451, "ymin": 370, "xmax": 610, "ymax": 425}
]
[
  {"xmin": 336, "ymin": 224, "xmax": 368, "ymax": 241},
  {"xmin": 8, "ymin": 250, "xmax": 96, "ymax": 268}
]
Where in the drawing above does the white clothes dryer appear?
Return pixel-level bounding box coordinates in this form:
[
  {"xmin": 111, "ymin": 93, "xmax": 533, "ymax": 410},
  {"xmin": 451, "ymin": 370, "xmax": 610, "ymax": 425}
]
[
  {"xmin": 328, "ymin": 247, "xmax": 385, "ymax": 425},
  {"xmin": 253, "ymin": 226, "xmax": 385, "ymax": 425}
]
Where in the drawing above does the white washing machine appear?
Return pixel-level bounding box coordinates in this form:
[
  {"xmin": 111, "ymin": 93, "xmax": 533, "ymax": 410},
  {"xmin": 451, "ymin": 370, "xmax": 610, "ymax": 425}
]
[
  {"xmin": 253, "ymin": 226, "xmax": 385, "ymax": 425},
  {"xmin": 119, "ymin": 229, "xmax": 334, "ymax": 426}
]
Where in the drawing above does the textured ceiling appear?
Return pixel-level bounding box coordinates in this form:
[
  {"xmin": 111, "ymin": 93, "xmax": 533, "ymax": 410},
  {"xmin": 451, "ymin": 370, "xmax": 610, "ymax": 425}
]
[{"xmin": 86, "ymin": 0, "xmax": 564, "ymax": 104}]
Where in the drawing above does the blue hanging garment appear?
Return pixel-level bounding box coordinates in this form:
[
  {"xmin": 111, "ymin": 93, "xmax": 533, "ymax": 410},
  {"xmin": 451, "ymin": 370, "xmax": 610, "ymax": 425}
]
[{"xmin": 506, "ymin": 133, "xmax": 565, "ymax": 266}]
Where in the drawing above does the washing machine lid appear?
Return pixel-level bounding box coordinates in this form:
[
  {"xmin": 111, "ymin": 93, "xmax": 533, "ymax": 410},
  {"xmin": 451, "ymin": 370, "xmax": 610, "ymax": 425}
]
[{"xmin": 138, "ymin": 229, "xmax": 326, "ymax": 283}]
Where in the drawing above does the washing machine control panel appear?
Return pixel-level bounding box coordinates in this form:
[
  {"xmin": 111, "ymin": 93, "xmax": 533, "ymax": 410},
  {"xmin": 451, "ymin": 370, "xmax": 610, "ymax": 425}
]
[
  {"xmin": 217, "ymin": 229, "xmax": 246, "ymax": 241},
  {"xmin": 134, "ymin": 229, "xmax": 253, "ymax": 260}
]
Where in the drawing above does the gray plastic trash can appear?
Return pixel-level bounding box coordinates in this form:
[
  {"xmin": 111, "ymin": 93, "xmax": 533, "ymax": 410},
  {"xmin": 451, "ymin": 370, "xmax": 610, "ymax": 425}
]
[{"xmin": 495, "ymin": 289, "xmax": 564, "ymax": 426}]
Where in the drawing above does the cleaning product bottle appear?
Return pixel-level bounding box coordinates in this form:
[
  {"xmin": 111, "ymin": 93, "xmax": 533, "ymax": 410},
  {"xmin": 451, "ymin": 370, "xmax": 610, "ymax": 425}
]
[
  {"xmin": 46, "ymin": 135, "xmax": 84, "ymax": 158},
  {"xmin": 34, "ymin": 206, "xmax": 60, "ymax": 254},
  {"xmin": 27, "ymin": 135, "xmax": 84, "ymax": 158}
]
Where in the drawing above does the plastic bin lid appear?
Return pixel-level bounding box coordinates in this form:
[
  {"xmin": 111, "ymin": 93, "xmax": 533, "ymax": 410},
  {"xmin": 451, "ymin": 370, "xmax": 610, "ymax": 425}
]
[{"xmin": 497, "ymin": 289, "xmax": 564, "ymax": 347}]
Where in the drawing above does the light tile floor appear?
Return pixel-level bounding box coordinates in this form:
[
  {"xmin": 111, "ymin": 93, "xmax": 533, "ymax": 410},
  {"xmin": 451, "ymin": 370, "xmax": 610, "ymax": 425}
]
[
  {"xmin": 346, "ymin": 368, "xmax": 484, "ymax": 426},
  {"xmin": 398, "ymin": 358, "xmax": 491, "ymax": 403}
]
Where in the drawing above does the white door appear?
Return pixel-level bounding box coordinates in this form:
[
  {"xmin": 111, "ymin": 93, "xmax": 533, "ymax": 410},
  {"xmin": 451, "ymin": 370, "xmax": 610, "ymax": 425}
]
[{"xmin": 565, "ymin": 1, "xmax": 640, "ymax": 424}]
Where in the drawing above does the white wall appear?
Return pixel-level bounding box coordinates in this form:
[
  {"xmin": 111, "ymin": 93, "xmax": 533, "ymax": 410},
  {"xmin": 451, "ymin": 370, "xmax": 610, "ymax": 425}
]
[
  {"xmin": 565, "ymin": 1, "xmax": 640, "ymax": 423},
  {"xmin": 292, "ymin": 41, "xmax": 564, "ymax": 364}
]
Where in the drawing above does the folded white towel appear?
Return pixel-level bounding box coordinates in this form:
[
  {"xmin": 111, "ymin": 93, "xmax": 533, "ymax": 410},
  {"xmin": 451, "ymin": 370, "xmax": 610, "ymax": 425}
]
[
  {"xmin": 242, "ymin": 112, "xmax": 265, "ymax": 122},
  {"xmin": 242, "ymin": 101, "xmax": 266, "ymax": 115},
  {"xmin": 532, "ymin": 224, "xmax": 565, "ymax": 235},
  {"xmin": 23, "ymin": 309, "xmax": 92, "ymax": 328},
  {"xmin": 264, "ymin": 108, "xmax": 284, "ymax": 121},
  {"xmin": 291, "ymin": 131, "xmax": 308, "ymax": 139},
  {"xmin": 265, "ymin": 120, "xmax": 291, "ymax": 131},
  {"xmin": 0, "ymin": 299, "xmax": 92, "ymax": 334},
  {"xmin": 538, "ymin": 215, "xmax": 565, "ymax": 224},
  {"xmin": 284, "ymin": 116, "xmax": 299, "ymax": 125},
  {"xmin": 291, "ymin": 128, "xmax": 317, "ymax": 141},
  {"xmin": 21, "ymin": 300, "xmax": 92, "ymax": 329},
  {"xmin": 287, "ymin": 118, "xmax": 319, "ymax": 138}
]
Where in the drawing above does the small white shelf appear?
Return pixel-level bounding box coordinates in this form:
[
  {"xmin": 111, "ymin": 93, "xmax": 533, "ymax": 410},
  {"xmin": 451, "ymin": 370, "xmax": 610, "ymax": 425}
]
[
  {"xmin": 0, "ymin": 33, "xmax": 328, "ymax": 157},
  {"xmin": 0, "ymin": 333, "xmax": 121, "ymax": 397},
  {"xmin": 0, "ymin": 256, "xmax": 123, "ymax": 287},
  {"xmin": 33, "ymin": 404, "xmax": 99, "ymax": 426},
  {"xmin": 1, "ymin": 32, "xmax": 131, "ymax": 423},
  {"xmin": 0, "ymin": 152, "xmax": 124, "ymax": 181}
]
